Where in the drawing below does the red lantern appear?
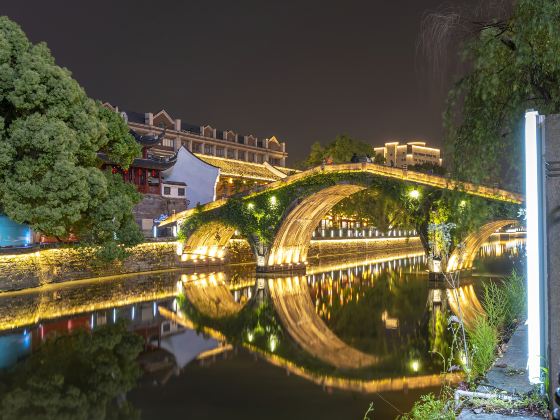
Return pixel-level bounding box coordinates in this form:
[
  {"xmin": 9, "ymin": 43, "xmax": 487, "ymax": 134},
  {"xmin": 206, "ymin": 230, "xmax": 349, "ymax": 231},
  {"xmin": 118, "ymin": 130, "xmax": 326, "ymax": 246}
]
[
  {"xmin": 123, "ymin": 169, "xmax": 128, "ymax": 174},
  {"xmin": 111, "ymin": 167, "xmax": 117, "ymax": 174},
  {"xmin": 137, "ymin": 168, "xmax": 142, "ymax": 176},
  {"xmin": 151, "ymin": 170, "xmax": 156, "ymax": 177}
]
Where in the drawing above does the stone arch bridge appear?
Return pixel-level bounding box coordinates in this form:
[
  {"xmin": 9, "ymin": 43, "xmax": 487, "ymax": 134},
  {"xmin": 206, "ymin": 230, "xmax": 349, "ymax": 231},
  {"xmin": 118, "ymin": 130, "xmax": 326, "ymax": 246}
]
[{"xmin": 160, "ymin": 163, "xmax": 523, "ymax": 272}]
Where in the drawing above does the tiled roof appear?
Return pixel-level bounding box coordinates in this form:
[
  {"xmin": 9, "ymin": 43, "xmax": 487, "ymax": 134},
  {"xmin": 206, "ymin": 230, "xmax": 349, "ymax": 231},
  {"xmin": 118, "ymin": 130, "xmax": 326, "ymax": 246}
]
[
  {"xmin": 273, "ymin": 166, "xmax": 299, "ymax": 176},
  {"xmin": 194, "ymin": 154, "xmax": 283, "ymax": 182}
]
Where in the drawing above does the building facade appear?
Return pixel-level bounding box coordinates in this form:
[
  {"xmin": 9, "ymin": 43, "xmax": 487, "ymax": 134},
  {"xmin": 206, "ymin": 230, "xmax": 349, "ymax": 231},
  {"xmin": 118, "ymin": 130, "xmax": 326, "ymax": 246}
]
[
  {"xmin": 102, "ymin": 104, "xmax": 293, "ymax": 233},
  {"xmin": 374, "ymin": 141, "xmax": 442, "ymax": 168},
  {"xmin": 105, "ymin": 104, "xmax": 288, "ymax": 167}
]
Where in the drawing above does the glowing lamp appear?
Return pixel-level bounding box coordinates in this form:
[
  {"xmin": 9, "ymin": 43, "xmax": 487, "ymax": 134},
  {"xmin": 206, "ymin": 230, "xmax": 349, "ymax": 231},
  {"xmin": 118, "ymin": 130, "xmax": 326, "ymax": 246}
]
[
  {"xmin": 408, "ymin": 189, "xmax": 420, "ymax": 200},
  {"xmin": 524, "ymin": 110, "xmax": 545, "ymax": 384}
]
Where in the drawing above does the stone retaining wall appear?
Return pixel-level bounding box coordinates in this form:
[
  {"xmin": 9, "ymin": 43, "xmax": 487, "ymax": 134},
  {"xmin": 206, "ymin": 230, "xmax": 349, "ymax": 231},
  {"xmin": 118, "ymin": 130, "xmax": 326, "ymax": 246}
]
[
  {"xmin": 0, "ymin": 242, "xmax": 183, "ymax": 292},
  {"xmin": 0, "ymin": 237, "xmax": 425, "ymax": 293}
]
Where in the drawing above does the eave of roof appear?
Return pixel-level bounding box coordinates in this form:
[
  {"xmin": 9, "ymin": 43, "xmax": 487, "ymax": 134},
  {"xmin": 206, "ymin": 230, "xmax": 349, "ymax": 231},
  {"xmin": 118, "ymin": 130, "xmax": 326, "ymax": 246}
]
[{"xmin": 194, "ymin": 154, "xmax": 281, "ymax": 182}]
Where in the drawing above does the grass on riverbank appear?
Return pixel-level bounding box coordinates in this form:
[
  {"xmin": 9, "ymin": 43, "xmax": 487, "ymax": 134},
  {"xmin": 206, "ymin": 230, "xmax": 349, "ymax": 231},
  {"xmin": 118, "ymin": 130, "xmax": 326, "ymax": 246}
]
[
  {"xmin": 394, "ymin": 269, "xmax": 530, "ymax": 419},
  {"xmin": 467, "ymin": 269, "xmax": 526, "ymax": 381}
]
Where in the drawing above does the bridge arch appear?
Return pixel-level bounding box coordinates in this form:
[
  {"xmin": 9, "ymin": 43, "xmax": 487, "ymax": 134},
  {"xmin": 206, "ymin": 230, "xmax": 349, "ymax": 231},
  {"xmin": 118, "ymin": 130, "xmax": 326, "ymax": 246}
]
[
  {"xmin": 446, "ymin": 219, "xmax": 518, "ymax": 272},
  {"xmin": 180, "ymin": 221, "xmax": 238, "ymax": 262},
  {"xmin": 266, "ymin": 184, "xmax": 366, "ymax": 267}
]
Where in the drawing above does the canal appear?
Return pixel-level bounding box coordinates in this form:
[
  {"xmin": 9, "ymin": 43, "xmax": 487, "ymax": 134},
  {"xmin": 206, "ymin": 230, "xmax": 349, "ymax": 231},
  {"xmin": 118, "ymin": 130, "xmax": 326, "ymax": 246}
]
[{"xmin": 0, "ymin": 235, "xmax": 524, "ymax": 419}]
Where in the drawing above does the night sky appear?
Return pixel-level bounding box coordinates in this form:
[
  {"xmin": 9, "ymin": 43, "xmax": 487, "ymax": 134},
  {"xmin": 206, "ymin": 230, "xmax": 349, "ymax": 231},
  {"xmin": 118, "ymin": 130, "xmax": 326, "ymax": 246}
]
[{"xmin": 3, "ymin": 1, "xmax": 466, "ymax": 165}]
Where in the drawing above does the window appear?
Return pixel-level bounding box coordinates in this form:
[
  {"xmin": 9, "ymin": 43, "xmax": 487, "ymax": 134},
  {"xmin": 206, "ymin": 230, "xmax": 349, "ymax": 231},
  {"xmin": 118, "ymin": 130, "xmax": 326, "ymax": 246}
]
[
  {"xmin": 257, "ymin": 154, "xmax": 264, "ymax": 163},
  {"xmin": 162, "ymin": 138, "xmax": 174, "ymax": 148},
  {"xmin": 238, "ymin": 151, "xmax": 245, "ymax": 160},
  {"xmin": 192, "ymin": 142, "xmax": 201, "ymax": 153},
  {"xmin": 248, "ymin": 152, "xmax": 255, "ymax": 162},
  {"xmin": 164, "ymin": 186, "xmax": 171, "ymax": 195},
  {"xmin": 227, "ymin": 148, "xmax": 235, "ymax": 159},
  {"xmin": 204, "ymin": 144, "xmax": 213, "ymax": 155},
  {"xmin": 216, "ymin": 147, "xmax": 225, "ymax": 157},
  {"xmin": 178, "ymin": 188, "xmax": 185, "ymax": 196}
]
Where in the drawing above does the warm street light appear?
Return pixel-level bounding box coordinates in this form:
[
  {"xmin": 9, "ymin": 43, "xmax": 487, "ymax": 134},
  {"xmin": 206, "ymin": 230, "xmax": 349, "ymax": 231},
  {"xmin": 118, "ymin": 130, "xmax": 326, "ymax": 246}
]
[{"xmin": 408, "ymin": 189, "xmax": 420, "ymax": 200}]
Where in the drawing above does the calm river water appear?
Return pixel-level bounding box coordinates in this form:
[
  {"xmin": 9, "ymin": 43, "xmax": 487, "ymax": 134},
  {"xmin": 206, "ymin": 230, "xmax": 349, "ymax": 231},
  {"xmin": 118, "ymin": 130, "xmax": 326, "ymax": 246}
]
[{"xmin": 0, "ymin": 235, "xmax": 524, "ymax": 419}]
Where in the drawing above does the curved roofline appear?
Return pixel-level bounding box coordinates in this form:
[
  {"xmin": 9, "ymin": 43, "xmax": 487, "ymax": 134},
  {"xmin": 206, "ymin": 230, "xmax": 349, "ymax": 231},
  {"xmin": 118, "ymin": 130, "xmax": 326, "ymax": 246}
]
[{"xmin": 177, "ymin": 145, "xmax": 221, "ymax": 170}]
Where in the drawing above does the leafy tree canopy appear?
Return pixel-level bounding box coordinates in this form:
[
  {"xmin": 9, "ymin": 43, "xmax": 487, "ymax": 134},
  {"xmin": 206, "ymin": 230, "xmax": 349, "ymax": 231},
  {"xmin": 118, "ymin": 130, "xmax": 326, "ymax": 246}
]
[
  {"xmin": 0, "ymin": 322, "xmax": 143, "ymax": 420},
  {"xmin": 442, "ymin": 0, "xmax": 560, "ymax": 188},
  {"xmin": 304, "ymin": 135, "xmax": 374, "ymax": 167},
  {"xmin": 0, "ymin": 17, "xmax": 142, "ymax": 252}
]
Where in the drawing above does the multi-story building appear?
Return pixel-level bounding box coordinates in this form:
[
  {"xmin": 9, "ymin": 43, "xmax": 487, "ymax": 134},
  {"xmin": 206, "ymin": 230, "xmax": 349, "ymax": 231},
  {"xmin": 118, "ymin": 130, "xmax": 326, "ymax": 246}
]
[
  {"xmin": 374, "ymin": 141, "xmax": 442, "ymax": 168},
  {"xmin": 102, "ymin": 104, "xmax": 293, "ymax": 233},
  {"xmin": 105, "ymin": 104, "xmax": 288, "ymax": 167}
]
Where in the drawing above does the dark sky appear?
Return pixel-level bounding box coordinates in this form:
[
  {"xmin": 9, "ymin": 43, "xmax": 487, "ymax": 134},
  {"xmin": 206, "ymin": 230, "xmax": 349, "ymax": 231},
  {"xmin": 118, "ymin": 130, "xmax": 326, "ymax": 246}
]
[{"xmin": 3, "ymin": 1, "xmax": 464, "ymax": 165}]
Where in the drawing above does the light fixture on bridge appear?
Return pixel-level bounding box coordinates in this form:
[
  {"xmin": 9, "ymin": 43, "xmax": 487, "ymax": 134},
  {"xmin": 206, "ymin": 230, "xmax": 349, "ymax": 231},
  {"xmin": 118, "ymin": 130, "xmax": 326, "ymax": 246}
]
[
  {"xmin": 408, "ymin": 189, "xmax": 420, "ymax": 200},
  {"xmin": 269, "ymin": 195, "xmax": 277, "ymax": 206},
  {"xmin": 524, "ymin": 110, "xmax": 546, "ymax": 385},
  {"xmin": 247, "ymin": 202, "xmax": 255, "ymax": 210}
]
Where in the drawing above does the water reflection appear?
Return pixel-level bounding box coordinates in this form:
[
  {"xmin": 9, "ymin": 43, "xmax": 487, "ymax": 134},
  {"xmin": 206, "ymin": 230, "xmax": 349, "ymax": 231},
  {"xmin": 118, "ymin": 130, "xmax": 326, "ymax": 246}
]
[{"xmin": 0, "ymin": 235, "xmax": 524, "ymax": 418}]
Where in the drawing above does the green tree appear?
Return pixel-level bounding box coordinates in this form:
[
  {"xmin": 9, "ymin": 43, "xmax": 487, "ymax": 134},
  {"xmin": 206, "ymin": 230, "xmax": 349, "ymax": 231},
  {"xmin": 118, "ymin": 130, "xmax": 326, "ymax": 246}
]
[
  {"xmin": 0, "ymin": 17, "xmax": 142, "ymax": 251},
  {"xmin": 373, "ymin": 153, "xmax": 385, "ymax": 165},
  {"xmin": 304, "ymin": 135, "xmax": 373, "ymax": 167},
  {"xmin": 432, "ymin": 0, "xmax": 560, "ymax": 187},
  {"xmin": 0, "ymin": 322, "xmax": 143, "ymax": 420}
]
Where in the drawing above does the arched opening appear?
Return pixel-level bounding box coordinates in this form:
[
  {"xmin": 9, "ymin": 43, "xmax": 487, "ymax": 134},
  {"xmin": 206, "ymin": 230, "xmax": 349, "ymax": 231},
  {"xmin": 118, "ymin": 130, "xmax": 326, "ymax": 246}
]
[
  {"xmin": 267, "ymin": 276, "xmax": 378, "ymax": 369},
  {"xmin": 267, "ymin": 184, "xmax": 365, "ymax": 267},
  {"xmin": 446, "ymin": 219, "xmax": 518, "ymax": 272},
  {"xmin": 181, "ymin": 221, "xmax": 237, "ymax": 262}
]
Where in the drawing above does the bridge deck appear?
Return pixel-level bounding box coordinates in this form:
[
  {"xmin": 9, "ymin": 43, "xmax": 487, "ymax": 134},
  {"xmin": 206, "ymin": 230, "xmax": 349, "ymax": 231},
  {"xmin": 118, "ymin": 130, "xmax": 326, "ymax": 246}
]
[{"xmin": 161, "ymin": 163, "xmax": 523, "ymax": 226}]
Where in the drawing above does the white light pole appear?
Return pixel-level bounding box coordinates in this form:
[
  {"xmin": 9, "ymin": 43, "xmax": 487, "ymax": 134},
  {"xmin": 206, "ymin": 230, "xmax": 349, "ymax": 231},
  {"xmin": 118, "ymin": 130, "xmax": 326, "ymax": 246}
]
[{"xmin": 524, "ymin": 110, "xmax": 546, "ymax": 384}]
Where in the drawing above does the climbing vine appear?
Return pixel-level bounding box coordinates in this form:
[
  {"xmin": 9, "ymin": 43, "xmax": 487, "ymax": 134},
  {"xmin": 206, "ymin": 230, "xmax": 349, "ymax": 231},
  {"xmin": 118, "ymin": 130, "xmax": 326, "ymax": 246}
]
[{"xmin": 178, "ymin": 171, "xmax": 519, "ymax": 256}]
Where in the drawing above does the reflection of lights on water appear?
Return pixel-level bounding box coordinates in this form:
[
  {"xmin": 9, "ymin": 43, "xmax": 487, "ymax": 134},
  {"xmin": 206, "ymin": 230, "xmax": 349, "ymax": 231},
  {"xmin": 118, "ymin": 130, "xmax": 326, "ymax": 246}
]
[
  {"xmin": 247, "ymin": 331, "xmax": 254, "ymax": 342},
  {"xmin": 411, "ymin": 360, "xmax": 420, "ymax": 372}
]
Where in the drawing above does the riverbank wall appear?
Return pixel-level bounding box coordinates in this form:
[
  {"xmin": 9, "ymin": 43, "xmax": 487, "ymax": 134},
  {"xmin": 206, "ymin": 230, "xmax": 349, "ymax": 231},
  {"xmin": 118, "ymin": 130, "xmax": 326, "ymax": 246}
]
[
  {"xmin": 0, "ymin": 242, "xmax": 183, "ymax": 293},
  {"xmin": 0, "ymin": 237, "xmax": 424, "ymax": 293}
]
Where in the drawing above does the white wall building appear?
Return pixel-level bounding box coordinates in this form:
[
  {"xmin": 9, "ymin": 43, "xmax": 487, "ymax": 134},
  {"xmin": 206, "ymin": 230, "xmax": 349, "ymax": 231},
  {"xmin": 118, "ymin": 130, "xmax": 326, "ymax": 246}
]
[{"xmin": 161, "ymin": 147, "xmax": 219, "ymax": 209}]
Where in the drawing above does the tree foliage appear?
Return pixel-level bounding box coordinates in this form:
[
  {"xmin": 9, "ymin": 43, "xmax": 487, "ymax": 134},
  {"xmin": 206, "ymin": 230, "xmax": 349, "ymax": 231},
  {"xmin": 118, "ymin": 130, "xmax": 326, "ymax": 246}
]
[
  {"xmin": 0, "ymin": 322, "xmax": 143, "ymax": 420},
  {"xmin": 0, "ymin": 17, "xmax": 142, "ymax": 253},
  {"xmin": 179, "ymin": 171, "xmax": 518, "ymax": 258},
  {"xmin": 304, "ymin": 135, "xmax": 374, "ymax": 167},
  {"xmin": 441, "ymin": 0, "xmax": 560, "ymax": 187}
]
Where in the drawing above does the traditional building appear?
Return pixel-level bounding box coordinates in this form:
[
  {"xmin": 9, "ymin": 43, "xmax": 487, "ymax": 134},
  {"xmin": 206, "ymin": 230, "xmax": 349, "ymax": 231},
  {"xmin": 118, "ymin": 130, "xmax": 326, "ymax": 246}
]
[
  {"xmin": 374, "ymin": 141, "xmax": 442, "ymax": 168},
  {"xmin": 105, "ymin": 104, "xmax": 288, "ymax": 167},
  {"xmin": 161, "ymin": 146, "xmax": 295, "ymax": 208},
  {"xmin": 101, "ymin": 103, "xmax": 293, "ymax": 232}
]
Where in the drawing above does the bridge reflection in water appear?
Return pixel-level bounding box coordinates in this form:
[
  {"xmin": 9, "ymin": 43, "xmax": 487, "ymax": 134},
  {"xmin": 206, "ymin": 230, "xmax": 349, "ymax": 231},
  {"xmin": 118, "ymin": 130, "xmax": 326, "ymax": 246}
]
[{"xmin": 0, "ymin": 236, "xmax": 523, "ymax": 396}]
